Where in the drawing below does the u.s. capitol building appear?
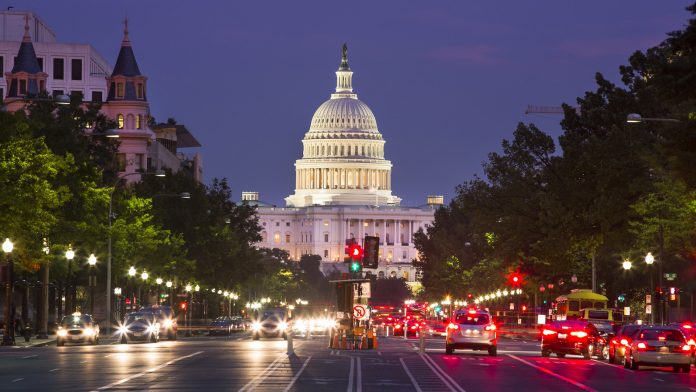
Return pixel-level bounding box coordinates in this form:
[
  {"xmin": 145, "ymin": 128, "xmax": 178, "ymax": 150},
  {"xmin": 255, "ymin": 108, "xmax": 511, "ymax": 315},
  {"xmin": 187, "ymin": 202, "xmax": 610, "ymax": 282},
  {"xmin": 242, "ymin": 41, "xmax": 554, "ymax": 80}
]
[{"xmin": 244, "ymin": 46, "xmax": 441, "ymax": 287}]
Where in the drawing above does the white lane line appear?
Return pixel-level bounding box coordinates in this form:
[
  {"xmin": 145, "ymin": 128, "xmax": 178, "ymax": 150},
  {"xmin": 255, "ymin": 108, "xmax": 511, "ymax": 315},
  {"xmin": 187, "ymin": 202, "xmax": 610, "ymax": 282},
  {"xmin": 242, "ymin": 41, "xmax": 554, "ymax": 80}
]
[
  {"xmin": 357, "ymin": 357, "xmax": 362, "ymax": 392},
  {"xmin": 282, "ymin": 356, "xmax": 312, "ymax": 392},
  {"xmin": 49, "ymin": 368, "xmax": 60, "ymax": 372},
  {"xmin": 420, "ymin": 354, "xmax": 466, "ymax": 392},
  {"xmin": 591, "ymin": 359, "xmax": 634, "ymax": 373},
  {"xmin": 238, "ymin": 353, "xmax": 285, "ymax": 392},
  {"xmin": 399, "ymin": 358, "xmax": 423, "ymax": 392},
  {"xmin": 92, "ymin": 350, "xmax": 203, "ymax": 391},
  {"xmin": 377, "ymin": 351, "xmax": 382, "ymax": 356},
  {"xmin": 21, "ymin": 354, "xmax": 38, "ymax": 359},
  {"xmin": 655, "ymin": 378, "xmax": 664, "ymax": 382},
  {"xmin": 81, "ymin": 360, "xmax": 88, "ymax": 364},
  {"xmin": 508, "ymin": 354, "xmax": 597, "ymax": 392},
  {"xmin": 12, "ymin": 378, "xmax": 24, "ymax": 382},
  {"xmin": 347, "ymin": 356, "xmax": 355, "ymax": 392}
]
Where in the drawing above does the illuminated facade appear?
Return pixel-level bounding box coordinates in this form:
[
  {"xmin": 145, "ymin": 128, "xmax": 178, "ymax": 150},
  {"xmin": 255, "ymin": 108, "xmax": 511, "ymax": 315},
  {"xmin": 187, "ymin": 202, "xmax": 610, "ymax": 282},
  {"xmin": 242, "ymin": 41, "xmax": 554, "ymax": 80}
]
[{"xmin": 249, "ymin": 46, "xmax": 441, "ymax": 286}]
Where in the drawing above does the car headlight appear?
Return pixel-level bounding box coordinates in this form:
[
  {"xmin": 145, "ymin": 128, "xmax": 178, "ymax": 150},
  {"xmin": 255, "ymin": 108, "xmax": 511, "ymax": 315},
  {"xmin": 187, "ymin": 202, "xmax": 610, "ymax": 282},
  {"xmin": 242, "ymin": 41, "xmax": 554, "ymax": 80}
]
[
  {"xmin": 57, "ymin": 329, "xmax": 68, "ymax": 337},
  {"xmin": 118, "ymin": 326, "xmax": 129, "ymax": 334},
  {"xmin": 84, "ymin": 327, "xmax": 95, "ymax": 336},
  {"xmin": 252, "ymin": 322, "xmax": 262, "ymax": 331},
  {"xmin": 147, "ymin": 325, "xmax": 158, "ymax": 333},
  {"xmin": 279, "ymin": 322, "xmax": 288, "ymax": 331},
  {"xmin": 163, "ymin": 319, "xmax": 173, "ymax": 328}
]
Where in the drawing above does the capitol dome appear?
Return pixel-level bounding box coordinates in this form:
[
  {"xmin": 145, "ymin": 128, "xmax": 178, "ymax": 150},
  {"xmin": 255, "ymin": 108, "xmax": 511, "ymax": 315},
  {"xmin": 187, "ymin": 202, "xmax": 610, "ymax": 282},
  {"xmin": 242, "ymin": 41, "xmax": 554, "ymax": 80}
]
[{"xmin": 285, "ymin": 44, "xmax": 401, "ymax": 208}]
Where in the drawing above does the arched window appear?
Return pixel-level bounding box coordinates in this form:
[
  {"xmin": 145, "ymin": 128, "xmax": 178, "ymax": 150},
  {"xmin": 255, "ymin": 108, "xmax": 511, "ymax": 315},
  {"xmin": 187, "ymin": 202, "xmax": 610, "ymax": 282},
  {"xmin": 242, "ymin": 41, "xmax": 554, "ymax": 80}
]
[
  {"xmin": 378, "ymin": 271, "xmax": 385, "ymax": 279},
  {"xmin": 126, "ymin": 114, "xmax": 135, "ymax": 129},
  {"xmin": 117, "ymin": 114, "xmax": 124, "ymax": 129},
  {"xmin": 136, "ymin": 114, "xmax": 142, "ymax": 129},
  {"xmin": 390, "ymin": 271, "xmax": 397, "ymax": 278}
]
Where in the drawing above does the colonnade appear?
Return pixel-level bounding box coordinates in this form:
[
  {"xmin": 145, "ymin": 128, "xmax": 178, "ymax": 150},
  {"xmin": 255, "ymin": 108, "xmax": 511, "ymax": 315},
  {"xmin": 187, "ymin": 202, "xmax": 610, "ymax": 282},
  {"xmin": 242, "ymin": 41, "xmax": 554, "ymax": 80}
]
[{"xmin": 296, "ymin": 168, "xmax": 390, "ymax": 190}]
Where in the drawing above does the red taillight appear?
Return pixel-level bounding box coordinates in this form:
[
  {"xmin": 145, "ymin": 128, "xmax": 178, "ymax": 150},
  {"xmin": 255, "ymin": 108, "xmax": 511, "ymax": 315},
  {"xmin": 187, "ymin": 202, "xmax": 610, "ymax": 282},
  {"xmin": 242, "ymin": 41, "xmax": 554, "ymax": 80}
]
[
  {"xmin": 542, "ymin": 329, "xmax": 557, "ymax": 336},
  {"xmin": 637, "ymin": 342, "xmax": 647, "ymax": 350},
  {"xmin": 395, "ymin": 325, "xmax": 401, "ymax": 329},
  {"xmin": 411, "ymin": 325, "xmax": 418, "ymax": 330},
  {"xmin": 448, "ymin": 323, "xmax": 459, "ymax": 330},
  {"xmin": 658, "ymin": 336, "xmax": 666, "ymax": 341},
  {"xmin": 682, "ymin": 344, "xmax": 692, "ymax": 352},
  {"xmin": 570, "ymin": 331, "xmax": 588, "ymax": 338},
  {"xmin": 688, "ymin": 339, "xmax": 695, "ymax": 346},
  {"xmin": 684, "ymin": 324, "xmax": 693, "ymax": 329},
  {"xmin": 620, "ymin": 338, "xmax": 629, "ymax": 346},
  {"xmin": 610, "ymin": 339, "xmax": 618, "ymax": 345},
  {"xmin": 485, "ymin": 324, "xmax": 496, "ymax": 331}
]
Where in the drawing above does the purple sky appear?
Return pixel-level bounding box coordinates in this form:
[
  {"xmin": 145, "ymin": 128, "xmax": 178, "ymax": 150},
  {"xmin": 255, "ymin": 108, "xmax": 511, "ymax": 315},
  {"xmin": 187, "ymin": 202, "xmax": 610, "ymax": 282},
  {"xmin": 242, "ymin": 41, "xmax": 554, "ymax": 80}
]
[{"xmin": 17, "ymin": 1, "xmax": 693, "ymax": 206}]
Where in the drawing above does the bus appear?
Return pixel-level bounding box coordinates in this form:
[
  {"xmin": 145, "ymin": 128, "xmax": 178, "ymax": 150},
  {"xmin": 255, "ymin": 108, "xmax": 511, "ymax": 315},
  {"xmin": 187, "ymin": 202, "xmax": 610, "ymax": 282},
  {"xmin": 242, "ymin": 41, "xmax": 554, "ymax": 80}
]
[{"xmin": 553, "ymin": 289, "xmax": 609, "ymax": 321}]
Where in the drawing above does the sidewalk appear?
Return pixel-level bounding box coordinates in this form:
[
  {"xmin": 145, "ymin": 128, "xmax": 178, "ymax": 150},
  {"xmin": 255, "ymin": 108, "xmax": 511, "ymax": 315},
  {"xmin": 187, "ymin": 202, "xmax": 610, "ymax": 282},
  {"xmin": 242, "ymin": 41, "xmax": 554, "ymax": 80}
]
[{"xmin": 0, "ymin": 334, "xmax": 56, "ymax": 348}]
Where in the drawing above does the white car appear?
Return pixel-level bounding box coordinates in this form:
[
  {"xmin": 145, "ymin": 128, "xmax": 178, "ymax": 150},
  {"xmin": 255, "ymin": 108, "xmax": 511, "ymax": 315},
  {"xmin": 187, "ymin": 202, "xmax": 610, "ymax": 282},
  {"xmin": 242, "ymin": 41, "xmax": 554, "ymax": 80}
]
[
  {"xmin": 623, "ymin": 327, "xmax": 692, "ymax": 372},
  {"xmin": 445, "ymin": 309, "xmax": 497, "ymax": 356}
]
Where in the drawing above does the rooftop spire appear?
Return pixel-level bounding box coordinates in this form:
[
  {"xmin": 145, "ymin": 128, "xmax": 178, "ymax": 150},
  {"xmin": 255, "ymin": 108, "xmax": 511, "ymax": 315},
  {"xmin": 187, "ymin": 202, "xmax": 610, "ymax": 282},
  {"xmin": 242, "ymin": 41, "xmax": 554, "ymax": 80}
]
[
  {"xmin": 339, "ymin": 42, "xmax": 350, "ymax": 71},
  {"xmin": 22, "ymin": 13, "xmax": 30, "ymax": 43},
  {"xmin": 122, "ymin": 17, "xmax": 131, "ymax": 47},
  {"xmin": 111, "ymin": 18, "xmax": 141, "ymax": 77}
]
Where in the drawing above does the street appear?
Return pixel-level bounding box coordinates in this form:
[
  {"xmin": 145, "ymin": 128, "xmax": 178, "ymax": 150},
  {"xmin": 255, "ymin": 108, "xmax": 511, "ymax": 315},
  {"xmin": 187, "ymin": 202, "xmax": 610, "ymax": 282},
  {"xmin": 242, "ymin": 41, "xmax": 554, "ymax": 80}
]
[{"xmin": 1, "ymin": 334, "xmax": 696, "ymax": 391}]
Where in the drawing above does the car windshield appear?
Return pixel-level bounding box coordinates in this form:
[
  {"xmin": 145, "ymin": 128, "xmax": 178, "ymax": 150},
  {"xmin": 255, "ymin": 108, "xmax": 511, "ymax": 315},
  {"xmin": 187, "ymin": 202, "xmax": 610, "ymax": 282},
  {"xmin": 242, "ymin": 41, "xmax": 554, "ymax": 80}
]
[
  {"xmin": 61, "ymin": 315, "xmax": 90, "ymax": 326},
  {"xmin": 638, "ymin": 329, "xmax": 685, "ymax": 342},
  {"xmin": 126, "ymin": 313, "xmax": 153, "ymax": 324},
  {"xmin": 455, "ymin": 313, "xmax": 489, "ymax": 325},
  {"xmin": 587, "ymin": 310, "xmax": 609, "ymax": 320}
]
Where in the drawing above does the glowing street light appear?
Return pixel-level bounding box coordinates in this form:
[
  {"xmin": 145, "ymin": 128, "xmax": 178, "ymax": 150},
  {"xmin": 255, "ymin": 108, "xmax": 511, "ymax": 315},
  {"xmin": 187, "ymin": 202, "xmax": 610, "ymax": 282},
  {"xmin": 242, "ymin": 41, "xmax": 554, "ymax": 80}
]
[
  {"xmin": 645, "ymin": 252, "xmax": 655, "ymax": 265},
  {"xmin": 156, "ymin": 278, "xmax": 163, "ymax": 285},
  {"xmin": 622, "ymin": 259, "xmax": 632, "ymax": 270},
  {"xmin": 128, "ymin": 266, "xmax": 137, "ymax": 277}
]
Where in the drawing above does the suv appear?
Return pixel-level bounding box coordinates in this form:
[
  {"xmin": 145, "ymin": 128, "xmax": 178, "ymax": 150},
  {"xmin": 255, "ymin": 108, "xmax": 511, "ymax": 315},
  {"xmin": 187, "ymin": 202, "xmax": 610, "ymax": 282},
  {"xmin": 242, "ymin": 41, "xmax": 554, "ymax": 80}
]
[
  {"xmin": 118, "ymin": 311, "xmax": 160, "ymax": 344},
  {"xmin": 445, "ymin": 309, "xmax": 497, "ymax": 356},
  {"xmin": 251, "ymin": 309, "xmax": 289, "ymax": 340},
  {"xmin": 142, "ymin": 305, "xmax": 177, "ymax": 340},
  {"xmin": 608, "ymin": 324, "xmax": 641, "ymax": 364}
]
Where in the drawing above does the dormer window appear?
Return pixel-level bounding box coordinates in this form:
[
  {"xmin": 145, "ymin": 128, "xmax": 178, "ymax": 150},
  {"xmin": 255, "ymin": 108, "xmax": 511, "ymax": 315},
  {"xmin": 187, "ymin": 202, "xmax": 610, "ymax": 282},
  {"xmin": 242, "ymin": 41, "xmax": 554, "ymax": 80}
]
[
  {"xmin": 19, "ymin": 79, "xmax": 26, "ymax": 95},
  {"xmin": 136, "ymin": 83, "xmax": 143, "ymax": 99},
  {"xmin": 136, "ymin": 114, "xmax": 141, "ymax": 129},
  {"xmin": 116, "ymin": 83, "xmax": 124, "ymax": 98},
  {"xmin": 117, "ymin": 114, "xmax": 124, "ymax": 129}
]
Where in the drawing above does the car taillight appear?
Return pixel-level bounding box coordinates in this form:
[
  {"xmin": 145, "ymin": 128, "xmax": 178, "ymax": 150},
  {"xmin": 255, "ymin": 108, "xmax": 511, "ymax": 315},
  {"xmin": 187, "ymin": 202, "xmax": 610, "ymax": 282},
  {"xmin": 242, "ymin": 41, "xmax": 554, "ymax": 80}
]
[
  {"xmin": 682, "ymin": 344, "xmax": 692, "ymax": 352},
  {"xmin": 620, "ymin": 338, "xmax": 629, "ymax": 346},
  {"xmin": 542, "ymin": 329, "xmax": 557, "ymax": 336},
  {"xmin": 395, "ymin": 324, "xmax": 402, "ymax": 329},
  {"xmin": 636, "ymin": 342, "xmax": 654, "ymax": 351},
  {"xmin": 570, "ymin": 331, "xmax": 588, "ymax": 338},
  {"xmin": 485, "ymin": 325, "xmax": 496, "ymax": 331},
  {"xmin": 411, "ymin": 325, "xmax": 418, "ymax": 330},
  {"xmin": 688, "ymin": 339, "xmax": 696, "ymax": 346},
  {"xmin": 448, "ymin": 323, "xmax": 459, "ymax": 330},
  {"xmin": 610, "ymin": 338, "xmax": 618, "ymax": 345}
]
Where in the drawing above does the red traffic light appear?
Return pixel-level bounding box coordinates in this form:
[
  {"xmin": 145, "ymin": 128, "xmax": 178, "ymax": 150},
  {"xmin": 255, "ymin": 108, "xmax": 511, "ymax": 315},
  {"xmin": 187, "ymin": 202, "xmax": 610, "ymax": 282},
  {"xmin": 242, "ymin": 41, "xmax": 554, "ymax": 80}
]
[
  {"xmin": 180, "ymin": 302, "xmax": 187, "ymax": 310},
  {"xmin": 349, "ymin": 243, "xmax": 363, "ymax": 259},
  {"xmin": 507, "ymin": 271, "xmax": 524, "ymax": 287},
  {"xmin": 521, "ymin": 305, "xmax": 528, "ymax": 312}
]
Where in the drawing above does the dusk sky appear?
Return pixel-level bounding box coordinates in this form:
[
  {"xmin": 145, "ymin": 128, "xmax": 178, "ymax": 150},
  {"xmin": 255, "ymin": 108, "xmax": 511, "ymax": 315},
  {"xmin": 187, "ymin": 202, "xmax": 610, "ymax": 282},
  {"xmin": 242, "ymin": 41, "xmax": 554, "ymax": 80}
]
[{"xmin": 16, "ymin": 1, "xmax": 693, "ymax": 206}]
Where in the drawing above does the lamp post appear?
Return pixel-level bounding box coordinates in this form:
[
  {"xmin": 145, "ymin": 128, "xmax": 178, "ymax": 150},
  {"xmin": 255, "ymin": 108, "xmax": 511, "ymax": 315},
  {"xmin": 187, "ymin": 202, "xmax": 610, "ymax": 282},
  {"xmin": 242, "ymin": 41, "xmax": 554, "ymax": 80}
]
[
  {"xmin": 156, "ymin": 278, "xmax": 163, "ymax": 305},
  {"xmin": 645, "ymin": 252, "xmax": 655, "ymax": 324},
  {"xmin": 2, "ymin": 238, "xmax": 14, "ymax": 345},
  {"xmin": 622, "ymin": 259, "xmax": 632, "ymax": 270},
  {"xmin": 127, "ymin": 266, "xmax": 136, "ymax": 311},
  {"xmin": 140, "ymin": 271, "xmax": 149, "ymax": 307},
  {"xmin": 113, "ymin": 287, "xmax": 122, "ymax": 322},
  {"xmin": 106, "ymin": 170, "xmax": 165, "ymax": 334},
  {"xmin": 626, "ymin": 113, "xmax": 681, "ymax": 124},
  {"xmin": 166, "ymin": 280, "xmax": 173, "ymax": 308},
  {"xmin": 185, "ymin": 284, "xmax": 192, "ymax": 337},
  {"xmin": 65, "ymin": 246, "xmax": 75, "ymax": 314},
  {"xmin": 88, "ymin": 254, "xmax": 97, "ymax": 315}
]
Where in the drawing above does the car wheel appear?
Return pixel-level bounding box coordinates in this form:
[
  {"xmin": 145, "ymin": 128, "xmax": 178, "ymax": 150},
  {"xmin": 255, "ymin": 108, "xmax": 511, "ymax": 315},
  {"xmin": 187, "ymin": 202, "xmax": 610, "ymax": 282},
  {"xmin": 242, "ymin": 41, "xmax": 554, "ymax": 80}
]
[
  {"xmin": 488, "ymin": 346, "xmax": 497, "ymax": 356},
  {"xmin": 556, "ymin": 353, "xmax": 566, "ymax": 358},
  {"xmin": 445, "ymin": 344, "xmax": 454, "ymax": 355},
  {"xmin": 120, "ymin": 336, "xmax": 127, "ymax": 344},
  {"xmin": 598, "ymin": 346, "xmax": 608, "ymax": 360},
  {"xmin": 608, "ymin": 352, "xmax": 615, "ymax": 364},
  {"xmin": 95, "ymin": 336, "xmax": 100, "ymax": 345},
  {"xmin": 683, "ymin": 365, "xmax": 691, "ymax": 374},
  {"xmin": 253, "ymin": 334, "xmax": 260, "ymax": 341},
  {"xmin": 583, "ymin": 344, "xmax": 593, "ymax": 360},
  {"xmin": 630, "ymin": 357, "xmax": 639, "ymax": 370},
  {"xmin": 673, "ymin": 365, "xmax": 681, "ymax": 373},
  {"xmin": 56, "ymin": 339, "xmax": 64, "ymax": 347},
  {"xmin": 541, "ymin": 349, "xmax": 550, "ymax": 357},
  {"xmin": 623, "ymin": 355, "xmax": 630, "ymax": 369}
]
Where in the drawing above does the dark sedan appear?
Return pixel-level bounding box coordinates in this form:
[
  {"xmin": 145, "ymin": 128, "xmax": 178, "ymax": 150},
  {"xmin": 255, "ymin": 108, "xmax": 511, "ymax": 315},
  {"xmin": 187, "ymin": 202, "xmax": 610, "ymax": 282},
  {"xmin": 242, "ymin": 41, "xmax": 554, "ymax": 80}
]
[
  {"xmin": 118, "ymin": 312, "xmax": 160, "ymax": 343},
  {"xmin": 542, "ymin": 320, "xmax": 607, "ymax": 359},
  {"xmin": 209, "ymin": 316, "xmax": 235, "ymax": 336}
]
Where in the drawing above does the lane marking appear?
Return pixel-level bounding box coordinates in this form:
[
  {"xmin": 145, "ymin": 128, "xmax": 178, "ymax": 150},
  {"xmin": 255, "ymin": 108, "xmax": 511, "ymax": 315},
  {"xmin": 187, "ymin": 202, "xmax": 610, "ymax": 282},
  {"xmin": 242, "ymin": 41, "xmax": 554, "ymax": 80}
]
[
  {"xmin": 508, "ymin": 354, "xmax": 597, "ymax": 392},
  {"xmin": 238, "ymin": 353, "xmax": 285, "ymax": 392},
  {"xmin": 12, "ymin": 378, "xmax": 24, "ymax": 382},
  {"xmin": 591, "ymin": 359, "xmax": 634, "ymax": 373},
  {"xmin": 21, "ymin": 355, "xmax": 38, "ymax": 359},
  {"xmin": 81, "ymin": 360, "xmax": 88, "ymax": 364},
  {"xmin": 347, "ymin": 356, "xmax": 354, "ymax": 392},
  {"xmin": 399, "ymin": 358, "xmax": 423, "ymax": 392},
  {"xmin": 282, "ymin": 356, "xmax": 312, "ymax": 392},
  {"xmin": 420, "ymin": 354, "xmax": 466, "ymax": 392},
  {"xmin": 92, "ymin": 351, "xmax": 203, "ymax": 391},
  {"xmin": 357, "ymin": 357, "xmax": 362, "ymax": 392},
  {"xmin": 655, "ymin": 378, "xmax": 664, "ymax": 382},
  {"xmin": 49, "ymin": 368, "xmax": 60, "ymax": 372}
]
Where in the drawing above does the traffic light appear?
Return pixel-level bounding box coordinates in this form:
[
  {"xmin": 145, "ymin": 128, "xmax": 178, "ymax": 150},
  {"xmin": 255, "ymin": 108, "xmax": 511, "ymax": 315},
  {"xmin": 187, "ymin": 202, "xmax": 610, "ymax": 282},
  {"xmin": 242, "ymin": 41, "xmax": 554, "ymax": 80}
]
[
  {"xmin": 507, "ymin": 271, "xmax": 524, "ymax": 287},
  {"xmin": 350, "ymin": 261, "xmax": 362, "ymax": 273},
  {"xmin": 180, "ymin": 301, "xmax": 187, "ymax": 310},
  {"xmin": 521, "ymin": 305, "xmax": 528, "ymax": 312},
  {"xmin": 670, "ymin": 287, "xmax": 677, "ymax": 301},
  {"xmin": 618, "ymin": 294, "xmax": 626, "ymax": 302},
  {"xmin": 363, "ymin": 235, "xmax": 379, "ymax": 269}
]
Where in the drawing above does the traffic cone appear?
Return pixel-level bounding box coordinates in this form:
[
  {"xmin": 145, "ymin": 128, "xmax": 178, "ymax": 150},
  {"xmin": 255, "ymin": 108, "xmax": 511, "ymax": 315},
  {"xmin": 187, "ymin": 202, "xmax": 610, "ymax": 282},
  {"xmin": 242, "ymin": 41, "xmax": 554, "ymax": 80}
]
[
  {"xmin": 340, "ymin": 333, "xmax": 347, "ymax": 349},
  {"xmin": 373, "ymin": 334, "xmax": 378, "ymax": 349},
  {"xmin": 332, "ymin": 332, "xmax": 339, "ymax": 349},
  {"xmin": 362, "ymin": 335, "xmax": 368, "ymax": 350}
]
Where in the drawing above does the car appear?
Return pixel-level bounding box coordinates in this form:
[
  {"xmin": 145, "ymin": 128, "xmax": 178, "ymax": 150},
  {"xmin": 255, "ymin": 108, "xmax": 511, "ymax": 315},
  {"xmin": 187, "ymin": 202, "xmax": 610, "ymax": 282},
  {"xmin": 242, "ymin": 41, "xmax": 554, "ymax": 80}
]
[
  {"xmin": 293, "ymin": 318, "xmax": 332, "ymax": 337},
  {"xmin": 541, "ymin": 320, "xmax": 607, "ymax": 359},
  {"xmin": 118, "ymin": 312, "xmax": 160, "ymax": 343},
  {"xmin": 446, "ymin": 308, "xmax": 497, "ymax": 356},
  {"xmin": 251, "ymin": 309, "xmax": 289, "ymax": 340},
  {"xmin": 428, "ymin": 319, "xmax": 448, "ymax": 337},
  {"xmin": 394, "ymin": 316, "xmax": 426, "ymax": 337},
  {"xmin": 209, "ymin": 316, "xmax": 235, "ymax": 336},
  {"xmin": 231, "ymin": 316, "xmax": 246, "ymax": 332},
  {"xmin": 608, "ymin": 324, "xmax": 642, "ymax": 364},
  {"xmin": 623, "ymin": 326, "xmax": 691, "ymax": 372},
  {"xmin": 141, "ymin": 305, "xmax": 177, "ymax": 340},
  {"xmin": 56, "ymin": 313, "xmax": 99, "ymax": 346}
]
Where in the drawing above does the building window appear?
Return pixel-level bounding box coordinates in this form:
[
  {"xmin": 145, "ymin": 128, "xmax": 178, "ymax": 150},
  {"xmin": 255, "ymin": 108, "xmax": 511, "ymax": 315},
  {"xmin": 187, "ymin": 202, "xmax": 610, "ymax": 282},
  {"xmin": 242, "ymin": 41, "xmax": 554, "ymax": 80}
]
[
  {"xmin": 402, "ymin": 251, "xmax": 407, "ymax": 259},
  {"xmin": 37, "ymin": 57, "xmax": 43, "ymax": 71},
  {"xmin": 70, "ymin": 90, "xmax": 82, "ymax": 99},
  {"xmin": 285, "ymin": 234, "xmax": 291, "ymax": 243},
  {"xmin": 324, "ymin": 233, "xmax": 329, "ymax": 243},
  {"xmin": 0, "ymin": 56, "xmax": 4, "ymax": 73},
  {"xmin": 19, "ymin": 79, "xmax": 26, "ymax": 95},
  {"xmin": 116, "ymin": 153, "xmax": 126, "ymax": 172},
  {"xmin": 324, "ymin": 250, "xmax": 329, "ymax": 258},
  {"xmin": 286, "ymin": 222, "xmax": 290, "ymax": 227},
  {"xmin": 135, "ymin": 154, "xmax": 144, "ymax": 170},
  {"xmin": 262, "ymin": 222, "xmax": 266, "ymax": 226},
  {"xmin": 116, "ymin": 83, "xmax": 124, "ymax": 98},
  {"xmin": 92, "ymin": 91, "xmax": 103, "ymax": 102},
  {"xmin": 52, "ymin": 89, "xmax": 63, "ymax": 97},
  {"xmin": 136, "ymin": 83, "xmax": 143, "ymax": 99},
  {"xmin": 274, "ymin": 233, "xmax": 280, "ymax": 243},
  {"xmin": 136, "ymin": 114, "xmax": 141, "ymax": 129},
  {"xmin": 276, "ymin": 222, "xmax": 279, "ymax": 227},
  {"xmin": 117, "ymin": 114, "xmax": 124, "ymax": 129},
  {"xmin": 52, "ymin": 58, "xmax": 64, "ymax": 80},
  {"xmin": 402, "ymin": 271, "xmax": 409, "ymax": 280},
  {"xmin": 378, "ymin": 271, "xmax": 385, "ymax": 279},
  {"xmin": 71, "ymin": 59, "xmax": 82, "ymax": 80}
]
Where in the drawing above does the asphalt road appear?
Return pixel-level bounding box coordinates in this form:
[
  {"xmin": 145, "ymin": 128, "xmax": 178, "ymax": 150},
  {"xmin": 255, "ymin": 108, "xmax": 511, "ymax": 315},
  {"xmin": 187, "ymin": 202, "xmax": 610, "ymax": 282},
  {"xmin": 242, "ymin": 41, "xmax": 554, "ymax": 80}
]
[{"xmin": 1, "ymin": 333, "xmax": 696, "ymax": 391}]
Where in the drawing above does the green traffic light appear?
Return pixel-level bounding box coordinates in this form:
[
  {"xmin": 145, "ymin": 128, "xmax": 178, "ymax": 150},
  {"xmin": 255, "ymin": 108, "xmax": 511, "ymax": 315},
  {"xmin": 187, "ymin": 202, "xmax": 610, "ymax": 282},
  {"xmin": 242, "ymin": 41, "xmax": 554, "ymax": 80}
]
[{"xmin": 350, "ymin": 262, "xmax": 361, "ymax": 272}]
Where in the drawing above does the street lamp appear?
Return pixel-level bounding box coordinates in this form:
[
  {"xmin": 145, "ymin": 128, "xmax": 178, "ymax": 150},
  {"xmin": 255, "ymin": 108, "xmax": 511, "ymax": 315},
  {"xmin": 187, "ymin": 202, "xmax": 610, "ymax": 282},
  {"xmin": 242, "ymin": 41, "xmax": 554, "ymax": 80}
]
[
  {"xmin": 166, "ymin": 280, "xmax": 173, "ymax": 307},
  {"xmin": 106, "ymin": 170, "xmax": 166, "ymax": 334},
  {"xmin": 65, "ymin": 246, "xmax": 75, "ymax": 314},
  {"xmin": 626, "ymin": 113, "xmax": 681, "ymax": 123},
  {"xmin": 88, "ymin": 253, "xmax": 97, "ymax": 315},
  {"xmin": 2, "ymin": 238, "xmax": 14, "ymax": 346},
  {"xmin": 623, "ymin": 259, "xmax": 632, "ymax": 270},
  {"xmin": 140, "ymin": 271, "xmax": 149, "ymax": 307},
  {"xmin": 645, "ymin": 252, "xmax": 655, "ymax": 324},
  {"xmin": 113, "ymin": 287, "xmax": 122, "ymax": 322}
]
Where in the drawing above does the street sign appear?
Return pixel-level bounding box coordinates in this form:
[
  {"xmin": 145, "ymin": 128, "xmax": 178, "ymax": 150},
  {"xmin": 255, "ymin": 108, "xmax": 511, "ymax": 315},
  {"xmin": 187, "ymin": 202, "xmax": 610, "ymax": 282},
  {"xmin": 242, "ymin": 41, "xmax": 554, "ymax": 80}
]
[
  {"xmin": 176, "ymin": 293, "xmax": 188, "ymax": 298},
  {"xmin": 624, "ymin": 307, "xmax": 631, "ymax": 316},
  {"xmin": 664, "ymin": 273, "xmax": 677, "ymax": 281},
  {"xmin": 353, "ymin": 304, "xmax": 368, "ymax": 320},
  {"xmin": 353, "ymin": 282, "xmax": 371, "ymax": 298},
  {"xmin": 646, "ymin": 294, "xmax": 651, "ymax": 304},
  {"xmin": 646, "ymin": 304, "xmax": 652, "ymax": 314}
]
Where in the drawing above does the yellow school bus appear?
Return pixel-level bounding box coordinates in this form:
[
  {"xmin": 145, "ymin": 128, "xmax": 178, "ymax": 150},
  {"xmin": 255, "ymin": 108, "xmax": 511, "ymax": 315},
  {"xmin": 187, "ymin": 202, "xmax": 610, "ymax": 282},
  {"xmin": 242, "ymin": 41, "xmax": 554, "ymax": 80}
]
[{"xmin": 554, "ymin": 289, "xmax": 609, "ymax": 321}]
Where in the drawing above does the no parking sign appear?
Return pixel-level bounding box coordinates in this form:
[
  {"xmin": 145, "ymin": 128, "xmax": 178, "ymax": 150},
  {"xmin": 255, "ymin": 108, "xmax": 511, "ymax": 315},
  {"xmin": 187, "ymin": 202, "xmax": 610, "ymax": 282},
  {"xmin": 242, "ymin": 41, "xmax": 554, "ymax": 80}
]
[{"xmin": 353, "ymin": 304, "xmax": 369, "ymax": 320}]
